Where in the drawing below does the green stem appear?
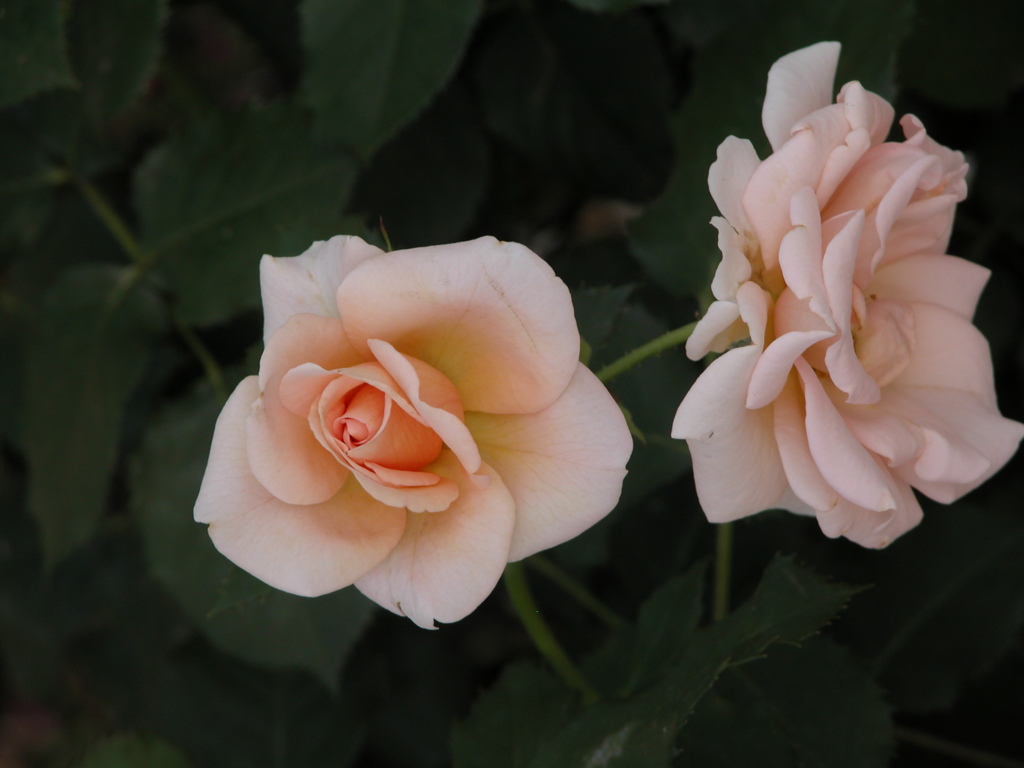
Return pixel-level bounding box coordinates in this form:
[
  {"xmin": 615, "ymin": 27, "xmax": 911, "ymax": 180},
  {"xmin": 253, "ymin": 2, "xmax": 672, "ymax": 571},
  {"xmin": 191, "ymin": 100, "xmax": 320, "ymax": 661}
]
[
  {"xmin": 527, "ymin": 555, "xmax": 623, "ymax": 629},
  {"xmin": 595, "ymin": 322, "xmax": 696, "ymax": 383},
  {"xmin": 71, "ymin": 169, "xmax": 229, "ymax": 402},
  {"xmin": 70, "ymin": 171, "xmax": 150, "ymax": 266},
  {"xmin": 504, "ymin": 561, "xmax": 600, "ymax": 704},
  {"xmin": 712, "ymin": 522, "xmax": 733, "ymax": 622},
  {"xmin": 174, "ymin": 314, "xmax": 230, "ymax": 404},
  {"xmin": 896, "ymin": 726, "xmax": 1024, "ymax": 768}
]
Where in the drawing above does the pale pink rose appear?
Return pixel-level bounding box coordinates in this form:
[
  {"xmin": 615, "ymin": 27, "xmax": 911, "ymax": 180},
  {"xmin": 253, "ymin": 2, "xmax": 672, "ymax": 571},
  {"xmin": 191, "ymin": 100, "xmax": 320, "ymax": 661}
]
[
  {"xmin": 672, "ymin": 42, "xmax": 1024, "ymax": 547},
  {"xmin": 194, "ymin": 236, "xmax": 632, "ymax": 627}
]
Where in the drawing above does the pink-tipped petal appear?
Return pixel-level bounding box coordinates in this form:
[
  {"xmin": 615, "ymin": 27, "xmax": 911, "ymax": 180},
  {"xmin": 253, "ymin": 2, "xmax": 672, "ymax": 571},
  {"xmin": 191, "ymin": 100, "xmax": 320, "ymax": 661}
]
[
  {"xmin": 673, "ymin": 346, "xmax": 789, "ymax": 522},
  {"xmin": 355, "ymin": 453, "xmax": 516, "ymax": 629},
  {"xmin": 466, "ymin": 363, "xmax": 632, "ymax": 562},
  {"xmin": 347, "ymin": 459, "xmax": 460, "ymax": 514},
  {"xmin": 368, "ymin": 339, "xmax": 482, "ymax": 479},
  {"xmin": 762, "ymin": 42, "xmax": 841, "ymax": 151},
  {"xmin": 870, "ymin": 254, "xmax": 990, "ymax": 320},
  {"xmin": 337, "ymin": 237, "xmax": 579, "ymax": 415},
  {"xmin": 195, "ymin": 377, "xmax": 406, "ymax": 596},
  {"xmin": 247, "ymin": 314, "xmax": 359, "ymax": 505},
  {"xmin": 709, "ymin": 137, "xmax": 761, "ymax": 231},
  {"xmin": 260, "ymin": 235, "xmax": 384, "ymax": 340}
]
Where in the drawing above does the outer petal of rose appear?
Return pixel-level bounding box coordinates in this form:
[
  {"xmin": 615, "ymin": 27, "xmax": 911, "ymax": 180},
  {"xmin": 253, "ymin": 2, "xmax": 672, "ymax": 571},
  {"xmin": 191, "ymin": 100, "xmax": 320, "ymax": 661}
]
[
  {"xmin": 838, "ymin": 81, "xmax": 894, "ymax": 146},
  {"xmin": 870, "ymin": 255, "xmax": 990, "ymax": 320},
  {"xmin": 337, "ymin": 237, "xmax": 579, "ymax": 415},
  {"xmin": 888, "ymin": 386, "xmax": 1024, "ymax": 502},
  {"xmin": 686, "ymin": 299, "xmax": 743, "ymax": 360},
  {"xmin": 796, "ymin": 359, "xmax": 896, "ymax": 512},
  {"xmin": 368, "ymin": 339, "xmax": 483, "ymax": 484},
  {"xmin": 195, "ymin": 377, "xmax": 406, "ymax": 596},
  {"xmin": 816, "ymin": 472, "xmax": 922, "ymax": 549},
  {"xmin": 355, "ymin": 452, "xmax": 515, "ymax": 629},
  {"xmin": 773, "ymin": 373, "xmax": 839, "ymax": 512},
  {"xmin": 708, "ymin": 137, "xmax": 760, "ymax": 232},
  {"xmin": 248, "ymin": 314, "xmax": 361, "ymax": 504},
  {"xmin": 673, "ymin": 346, "xmax": 789, "ymax": 522},
  {"xmin": 744, "ymin": 105, "xmax": 852, "ymax": 269},
  {"xmin": 893, "ymin": 303, "xmax": 998, "ymax": 405},
  {"xmin": 710, "ymin": 217, "xmax": 753, "ymax": 301},
  {"xmin": 260, "ymin": 235, "xmax": 384, "ymax": 341},
  {"xmin": 761, "ymin": 41, "xmax": 841, "ymax": 152},
  {"xmin": 466, "ymin": 363, "xmax": 632, "ymax": 562}
]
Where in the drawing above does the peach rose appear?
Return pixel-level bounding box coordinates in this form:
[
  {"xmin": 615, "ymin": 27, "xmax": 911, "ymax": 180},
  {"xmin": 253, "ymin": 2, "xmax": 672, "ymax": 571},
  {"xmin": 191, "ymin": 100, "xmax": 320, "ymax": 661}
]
[
  {"xmin": 194, "ymin": 236, "xmax": 632, "ymax": 627},
  {"xmin": 672, "ymin": 42, "xmax": 1024, "ymax": 547}
]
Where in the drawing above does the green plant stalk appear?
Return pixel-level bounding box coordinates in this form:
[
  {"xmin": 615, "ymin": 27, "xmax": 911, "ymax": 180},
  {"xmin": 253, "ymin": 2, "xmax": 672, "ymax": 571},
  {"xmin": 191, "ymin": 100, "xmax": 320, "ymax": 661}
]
[
  {"xmin": 72, "ymin": 170, "xmax": 229, "ymax": 402},
  {"xmin": 504, "ymin": 561, "xmax": 599, "ymax": 704},
  {"xmin": 527, "ymin": 554, "xmax": 623, "ymax": 629},
  {"xmin": 712, "ymin": 522, "xmax": 733, "ymax": 622},
  {"xmin": 71, "ymin": 172, "xmax": 150, "ymax": 267},
  {"xmin": 896, "ymin": 726, "xmax": 1024, "ymax": 768},
  {"xmin": 595, "ymin": 321, "xmax": 696, "ymax": 383}
]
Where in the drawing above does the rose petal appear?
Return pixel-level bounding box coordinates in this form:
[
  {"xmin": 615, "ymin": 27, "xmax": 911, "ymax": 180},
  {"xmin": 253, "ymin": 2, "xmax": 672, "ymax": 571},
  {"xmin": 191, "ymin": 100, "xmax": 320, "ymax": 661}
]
[
  {"xmin": 347, "ymin": 460, "xmax": 460, "ymax": 514},
  {"xmin": 887, "ymin": 386, "xmax": 1024, "ymax": 502},
  {"xmin": 260, "ymin": 235, "xmax": 384, "ymax": 341},
  {"xmin": 686, "ymin": 299, "xmax": 744, "ymax": 360},
  {"xmin": 837, "ymin": 81, "xmax": 894, "ymax": 146},
  {"xmin": 709, "ymin": 137, "xmax": 761, "ymax": 232},
  {"xmin": 893, "ymin": 303, "xmax": 998, "ymax": 405},
  {"xmin": 870, "ymin": 254, "xmax": 990, "ymax": 320},
  {"xmin": 816, "ymin": 470, "xmax": 922, "ymax": 549},
  {"xmin": 796, "ymin": 359, "xmax": 897, "ymax": 512},
  {"xmin": 762, "ymin": 41, "xmax": 841, "ymax": 152},
  {"xmin": 773, "ymin": 373, "xmax": 839, "ymax": 511},
  {"xmin": 247, "ymin": 314, "xmax": 360, "ymax": 505},
  {"xmin": 368, "ymin": 339, "xmax": 483, "ymax": 480},
  {"xmin": 195, "ymin": 376, "xmax": 406, "ymax": 596},
  {"xmin": 466, "ymin": 363, "xmax": 632, "ymax": 562},
  {"xmin": 355, "ymin": 453, "xmax": 515, "ymax": 629},
  {"xmin": 709, "ymin": 217, "xmax": 753, "ymax": 301},
  {"xmin": 337, "ymin": 237, "xmax": 579, "ymax": 414},
  {"xmin": 673, "ymin": 346, "xmax": 790, "ymax": 522}
]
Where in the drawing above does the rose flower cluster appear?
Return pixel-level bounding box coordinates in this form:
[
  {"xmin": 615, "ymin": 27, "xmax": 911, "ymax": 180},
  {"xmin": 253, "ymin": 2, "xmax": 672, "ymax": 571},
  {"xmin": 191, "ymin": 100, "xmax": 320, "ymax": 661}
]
[
  {"xmin": 194, "ymin": 236, "xmax": 632, "ymax": 628},
  {"xmin": 673, "ymin": 42, "xmax": 1024, "ymax": 547}
]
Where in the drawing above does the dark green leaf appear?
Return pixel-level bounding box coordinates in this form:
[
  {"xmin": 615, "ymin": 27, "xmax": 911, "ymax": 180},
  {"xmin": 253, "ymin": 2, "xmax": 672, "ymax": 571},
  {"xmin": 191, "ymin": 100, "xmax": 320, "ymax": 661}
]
[
  {"xmin": 67, "ymin": 0, "xmax": 167, "ymax": 122},
  {"xmin": 451, "ymin": 662, "xmax": 578, "ymax": 768},
  {"xmin": 76, "ymin": 735, "xmax": 192, "ymax": 768},
  {"xmin": 0, "ymin": 0, "xmax": 75, "ymax": 108},
  {"xmin": 677, "ymin": 638, "xmax": 893, "ymax": 768},
  {"xmin": 571, "ymin": 285, "xmax": 635, "ymax": 354},
  {"xmin": 131, "ymin": 384, "xmax": 374, "ymax": 689},
  {"xmin": 899, "ymin": 0, "xmax": 1024, "ymax": 110},
  {"xmin": 660, "ymin": 0, "xmax": 771, "ymax": 48},
  {"xmin": 0, "ymin": 114, "xmax": 58, "ymax": 250},
  {"xmin": 629, "ymin": 0, "xmax": 914, "ymax": 296},
  {"xmin": 135, "ymin": 105, "xmax": 357, "ymax": 326},
  {"xmin": 25, "ymin": 266, "xmax": 165, "ymax": 566},
  {"xmin": 837, "ymin": 505, "xmax": 1024, "ymax": 713},
  {"xmin": 528, "ymin": 556, "xmax": 857, "ymax": 767},
  {"xmin": 301, "ymin": 0, "xmax": 483, "ymax": 156},
  {"xmin": 353, "ymin": 82, "xmax": 489, "ymax": 248},
  {"xmin": 475, "ymin": 5, "xmax": 672, "ymax": 200}
]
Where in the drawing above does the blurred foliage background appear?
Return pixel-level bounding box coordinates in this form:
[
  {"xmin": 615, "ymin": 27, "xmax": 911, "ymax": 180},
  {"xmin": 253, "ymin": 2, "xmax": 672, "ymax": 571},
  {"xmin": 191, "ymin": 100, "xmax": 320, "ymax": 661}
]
[{"xmin": 1, "ymin": 0, "xmax": 1024, "ymax": 766}]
